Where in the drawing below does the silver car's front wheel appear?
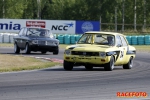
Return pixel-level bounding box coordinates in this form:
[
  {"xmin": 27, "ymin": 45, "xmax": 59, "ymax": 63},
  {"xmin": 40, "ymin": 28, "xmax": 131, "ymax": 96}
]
[
  {"xmin": 25, "ymin": 43, "xmax": 31, "ymax": 54},
  {"xmin": 14, "ymin": 43, "xmax": 20, "ymax": 54}
]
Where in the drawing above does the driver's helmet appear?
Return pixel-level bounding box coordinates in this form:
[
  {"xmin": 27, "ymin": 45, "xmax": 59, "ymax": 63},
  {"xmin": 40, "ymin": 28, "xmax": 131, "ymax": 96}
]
[
  {"xmin": 107, "ymin": 36, "xmax": 114, "ymax": 45},
  {"xmin": 40, "ymin": 31, "xmax": 45, "ymax": 36}
]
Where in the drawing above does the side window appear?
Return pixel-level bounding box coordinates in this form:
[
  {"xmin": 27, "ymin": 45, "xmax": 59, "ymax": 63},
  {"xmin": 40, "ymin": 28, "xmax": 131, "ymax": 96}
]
[
  {"xmin": 18, "ymin": 28, "xmax": 24, "ymax": 36},
  {"xmin": 116, "ymin": 35, "xmax": 122, "ymax": 46},
  {"xmin": 120, "ymin": 36, "xmax": 128, "ymax": 46},
  {"xmin": 22, "ymin": 28, "xmax": 27, "ymax": 36}
]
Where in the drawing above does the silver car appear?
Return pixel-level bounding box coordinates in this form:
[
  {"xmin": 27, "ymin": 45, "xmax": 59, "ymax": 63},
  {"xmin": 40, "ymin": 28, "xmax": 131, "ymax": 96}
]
[{"xmin": 14, "ymin": 27, "xmax": 59, "ymax": 54}]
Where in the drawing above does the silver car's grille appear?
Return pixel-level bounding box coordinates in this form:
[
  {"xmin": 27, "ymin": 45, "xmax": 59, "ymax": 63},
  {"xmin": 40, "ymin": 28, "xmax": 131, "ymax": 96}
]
[
  {"xmin": 38, "ymin": 41, "xmax": 46, "ymax": 45},
  {"xmin": 38, "ymin": 41, "xmax": 53, "ymax": 45},
  {"xmin": 47, "ymin": 41, "xmax": 53, "ymax": 45},
  {"xmin": 71, "ymin": 51, "xmax": 99, "ymax": 56}
]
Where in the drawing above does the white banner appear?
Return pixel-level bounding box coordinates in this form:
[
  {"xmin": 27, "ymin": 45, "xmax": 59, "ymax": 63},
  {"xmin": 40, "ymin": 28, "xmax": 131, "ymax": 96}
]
[{"xmin": 0, "ymin": 19, "xmax": 76, "ymax": 34}]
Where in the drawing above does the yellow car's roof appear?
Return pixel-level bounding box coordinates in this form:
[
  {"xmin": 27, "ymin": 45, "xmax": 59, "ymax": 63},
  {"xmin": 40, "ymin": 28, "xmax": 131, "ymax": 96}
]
[{"xmin": 85, "ymin": 31, "xmax": 125, "ymax": 36}]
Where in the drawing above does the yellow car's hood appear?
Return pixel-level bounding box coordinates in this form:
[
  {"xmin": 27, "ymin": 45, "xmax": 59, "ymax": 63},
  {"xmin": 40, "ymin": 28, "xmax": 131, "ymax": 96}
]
[{"xmin": 66, "ymin": 44, "xmax": 115, "ymax": 52}]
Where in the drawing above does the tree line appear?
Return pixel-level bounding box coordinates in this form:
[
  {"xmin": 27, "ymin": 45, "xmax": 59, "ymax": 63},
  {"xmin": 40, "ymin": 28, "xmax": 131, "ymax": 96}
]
[{"xmin": 0, "ymin": 0, "xmax": 150, "ymax": 32}]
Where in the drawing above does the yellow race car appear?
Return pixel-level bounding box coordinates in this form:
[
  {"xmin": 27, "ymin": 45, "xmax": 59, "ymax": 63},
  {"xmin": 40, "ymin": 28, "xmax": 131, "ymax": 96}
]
[{"xmin": 63, "ymin": 31, "xmax": 136, "ymax": 71}]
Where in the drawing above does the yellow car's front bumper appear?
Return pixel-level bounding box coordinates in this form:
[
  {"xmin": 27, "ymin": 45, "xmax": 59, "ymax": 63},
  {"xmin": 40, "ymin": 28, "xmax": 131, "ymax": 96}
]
[{"xmin": 64, "ymin": 55, "xmax": 111, "ymax": 64}]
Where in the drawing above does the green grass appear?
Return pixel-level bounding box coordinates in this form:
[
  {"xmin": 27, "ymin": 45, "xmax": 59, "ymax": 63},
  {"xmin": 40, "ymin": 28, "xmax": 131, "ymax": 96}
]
[
  {"xmin": 0, "ymin": 43, "xmax": 72, "ymax": 49},
  {"xmin": 0, "ymin": 54, "xmax": 61, "ymax": 72},
  {"xmin": 134, "ymin": 45, "xmax": 150, "ymax": 52},
  {"xmin": 0, "ymin": 43, "xmax": 14, "ymax": 47}
]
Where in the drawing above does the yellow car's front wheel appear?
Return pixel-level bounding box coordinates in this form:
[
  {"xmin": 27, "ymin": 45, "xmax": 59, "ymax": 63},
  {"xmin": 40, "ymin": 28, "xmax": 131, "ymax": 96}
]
[
  {"xmin": 85, "ymin": 65, "xmax": 93, "ymax": 70},
  {"xmin": 104, "ymin": 56, "xmax": 114, "ymax": 71},
  {"xmin": 63, "ymin": 60, "xmax": 73, "ymax": 71}
]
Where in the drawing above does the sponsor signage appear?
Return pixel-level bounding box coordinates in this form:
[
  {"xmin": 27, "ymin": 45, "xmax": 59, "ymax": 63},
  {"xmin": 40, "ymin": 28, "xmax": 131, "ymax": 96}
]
[
  {"xmin": 0, "ymin": 20, "xmax": 22, "ymax": 32},
  {"xmin": 26, "ymin": 21, "xmax": 46, "ymax": 28},
  {"xmin": 75, "ymin": 21, "xmax": 100, "ymax": 34},
  {"xmin": 47, "ymin": 21, "xmax": 75, "ymax": 34},
  {"xmin": 0, "ymin": 19, "xmax": 76, "ymax": 34},
  {"xmin": 0, "ymin": 19, "xmax": 100, "ymax": 34}
]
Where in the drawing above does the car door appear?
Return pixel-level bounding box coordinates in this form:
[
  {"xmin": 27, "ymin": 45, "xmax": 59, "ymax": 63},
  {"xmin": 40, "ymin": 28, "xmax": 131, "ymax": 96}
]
[
  {"xmin": 21, "ymin": 28, "xmax": 28, "ymax": 49},
  {"xmin": 16, "ymin": 28, "xmax": 24, "ymax": 48},
  {"xmin": 115, "ymin": 35, "xmax": 127, "ymax": 64},
  {"xmin": 120, "ymin": 35, "xmax": 128, "ymax": 64}
]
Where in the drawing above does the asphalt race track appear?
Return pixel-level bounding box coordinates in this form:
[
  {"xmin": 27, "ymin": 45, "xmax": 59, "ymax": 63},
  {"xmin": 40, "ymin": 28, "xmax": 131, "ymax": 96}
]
[{"xmin": 0, "ymin": 47, "xmax": 150, "ymax": 100}]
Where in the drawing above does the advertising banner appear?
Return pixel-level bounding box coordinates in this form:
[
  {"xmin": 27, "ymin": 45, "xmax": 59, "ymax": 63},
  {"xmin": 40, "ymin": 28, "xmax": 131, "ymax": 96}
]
[
  {"xmin": 46, "ymin": 20, "xmax": 75, "ymax": 34},
  {"xmin": 0, "ymin": 19, "xmax": 100, "ymax": 34},
  {"xmin": 0, "ymin": 19, "xmax": 76, "ymax": 34},
  {"xmin": 75, "ymin": 21, "xmax": 100, "ymax": 34}
]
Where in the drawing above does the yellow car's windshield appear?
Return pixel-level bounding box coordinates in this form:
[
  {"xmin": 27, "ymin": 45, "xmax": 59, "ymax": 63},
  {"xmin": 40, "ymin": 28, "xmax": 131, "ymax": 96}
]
[{"xmin": 78, "ymin": 33, "xmax": 115, "ymax": 46}]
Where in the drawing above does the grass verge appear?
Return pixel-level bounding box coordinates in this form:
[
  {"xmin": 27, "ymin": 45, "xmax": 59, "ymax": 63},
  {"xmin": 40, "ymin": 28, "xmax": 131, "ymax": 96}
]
[
  {"xmin": 0, "ymin": 54, "xmax": 61, "ymax": 72},
  {"xmin": 0, "ymin": 43, "xmax": 71, "ymax": 49},
  {"xmin": 133, "ymin": 45, "xmax": 150, "ymax": 52}
]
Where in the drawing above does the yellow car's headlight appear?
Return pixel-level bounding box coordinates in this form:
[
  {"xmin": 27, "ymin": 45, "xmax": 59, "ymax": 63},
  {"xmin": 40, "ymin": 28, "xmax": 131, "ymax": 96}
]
[
  {"xmin": 65, "ymin": 49, "xmax": 71, "ymax": 55},
  {"xmin": 99, "ymin": 52, "xmax": 106, "ymax": 58}
]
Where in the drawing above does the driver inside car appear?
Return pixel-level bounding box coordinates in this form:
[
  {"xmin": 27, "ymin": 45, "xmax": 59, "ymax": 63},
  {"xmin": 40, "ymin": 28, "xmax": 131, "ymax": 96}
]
[
  {"xmin": 40, "ymin": 31, "xmax": 45, "ymax": 36},
  {"xmin": 107, "ymin": 36, "xmax": 114, "ymax": 46}
]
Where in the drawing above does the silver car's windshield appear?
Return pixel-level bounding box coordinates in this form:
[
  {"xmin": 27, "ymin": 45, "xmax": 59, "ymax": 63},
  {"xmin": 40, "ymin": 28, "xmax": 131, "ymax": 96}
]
[
  {"xmin": 78, "ymin": 33, "xmax": 115, "ymax": 46},
  {"xmin": 27, "ymin": 28, "xmax": 54, "ymax": 38}
]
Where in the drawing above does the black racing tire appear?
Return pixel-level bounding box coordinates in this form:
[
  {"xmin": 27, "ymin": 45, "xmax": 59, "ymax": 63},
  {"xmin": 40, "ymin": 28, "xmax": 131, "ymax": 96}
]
[
  {"xmin": 104, "ymin": 56, "xmax": 114, "ymax": 71},
  {"xmin": 25, "ymin": 43, "xmax": 31, "ymax": 54},
  {"xmin": 53, "ymin": 49, "xmax": 59, "ymax": 55},
  {"xmin": 85, "ymin": 65, "xmax": 93, "ymax": 70},
  {"xmin": 63, "ymin": 60, "xmax": 73, "ymax": 71},
  {"xmin": 14, "ymin": 43, "xmax": 20, "ymax": 54},
  {"xmin": 41, "ymin": 51, "xmax": 47, "ymax": 54},
  {"xmin": 123, "ymin": 57, "xmax": 133, "ymax": 69}
]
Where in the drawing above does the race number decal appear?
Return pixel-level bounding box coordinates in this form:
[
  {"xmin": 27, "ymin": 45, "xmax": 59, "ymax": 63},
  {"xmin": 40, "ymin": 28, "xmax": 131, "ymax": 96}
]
[{"xmin": 120, "ymin": 50, "xmax": 124, "ymax": 60}]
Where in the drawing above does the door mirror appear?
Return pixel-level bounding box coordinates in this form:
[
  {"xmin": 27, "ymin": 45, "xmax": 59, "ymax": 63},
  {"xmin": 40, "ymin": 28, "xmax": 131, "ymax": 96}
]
[{"xmin": 117, "ymin": 44, "xmax": 122, "ymax": 47}]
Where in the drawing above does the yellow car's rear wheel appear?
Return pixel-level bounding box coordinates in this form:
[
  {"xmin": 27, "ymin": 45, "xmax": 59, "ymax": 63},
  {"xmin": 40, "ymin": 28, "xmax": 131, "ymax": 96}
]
[{"xmin": 123, "ymin": 57, "xmax": 133, "ymax": 69}]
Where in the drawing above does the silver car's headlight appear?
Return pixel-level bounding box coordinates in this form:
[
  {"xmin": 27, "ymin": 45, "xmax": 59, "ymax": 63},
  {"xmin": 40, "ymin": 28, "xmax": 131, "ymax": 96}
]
[
  {"xmin": 99, "ymin": 52, "xmax": 106, "ymax": 58},
  {"xmin": 32, "ymin": 40, "xmax": 38, "ymax": 44},
  {"xmin": 54, "ymin": 42, "xmax": 59, "ymax": 45},
  {"xmin": 65, "ymin": 49, "xmax": 71, "ymax": 55}
]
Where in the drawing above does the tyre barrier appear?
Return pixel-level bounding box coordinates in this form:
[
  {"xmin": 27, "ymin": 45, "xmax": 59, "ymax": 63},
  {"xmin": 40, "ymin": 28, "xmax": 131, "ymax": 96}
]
[
  {"xmin": 126, "ymin": 36, "xmax": 132, "ymax": 45},
  {"xmin": 137, "ymin": 36, "xmax": 145, "ymax": 45},
  {"xmin": 0, "ymin": 33, "xmax": 149, "ymax": 45},
  {"xmin": 145, "ymin": 35, "xmax": 150, "ymax": 45},
  {"xmin": 0, "ymin": 33, "xmax": 3, "ymax": 43},
  {"xmin": 131, "ymin": 36, "xmax": 138, "ymax": 45},
  {"xmin": 70, "ymin": 35, "xmax": 76, "ymax": 44},
  {"xmin": 64, "ymin": 35, "xmax": 71, "ymax": 44},
  {"xmin": 57, "ymin": 35, "xmax": 64, "ymax": 44},
  {"xmin": 0, "ymin": 33, "xmax": 18, "ymax": 43}
]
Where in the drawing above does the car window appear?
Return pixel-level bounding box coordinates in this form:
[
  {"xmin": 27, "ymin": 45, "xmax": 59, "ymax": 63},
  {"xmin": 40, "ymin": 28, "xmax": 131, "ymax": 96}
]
[
  {"xmin": 22, "ymin": 28, "xmax": 27, "ymax": 36},
  {"xmin": 78, "ymin": 34, "xmax": 93, "ymax": 44},
  {"xmin": 94, "ymin": 34, "xmax": 115, "ymax": 46},
  {"xmin": 120, "ymin": 36, "xmax": 128, "ymax": 46},
  {"xmin": 78, "ymin": 33, "xmax": 115, "ymax": 46},
  {"xmin": 116, "ymin": 35, "xmax": 123, "ymax": 46},
  {"xmin": 18, "ymin": 28, "xmax": 24, "ymax": 36},
  {"xmin": 26, "ymin": 28, "xmax": 51, "ymax": 38}
]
